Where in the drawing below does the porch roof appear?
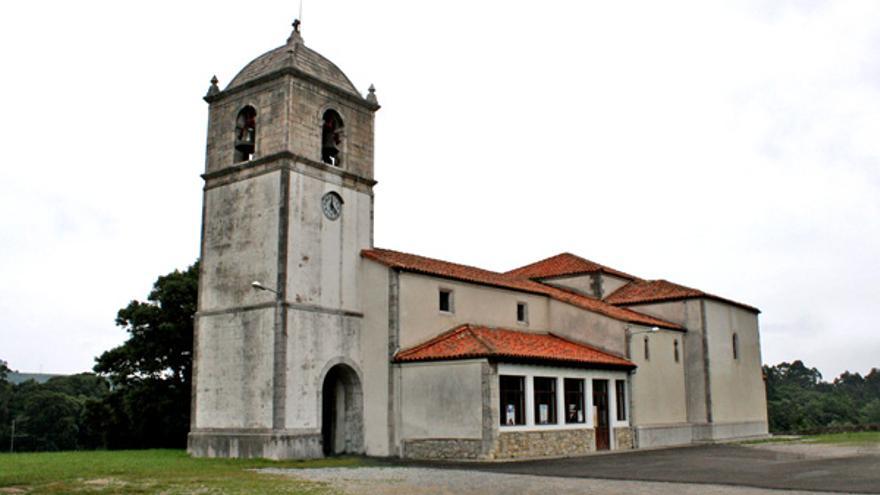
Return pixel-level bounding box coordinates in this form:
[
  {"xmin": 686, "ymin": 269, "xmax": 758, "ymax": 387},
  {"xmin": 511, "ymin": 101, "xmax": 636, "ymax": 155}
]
[{"xmin": 394, "ymin": 324, "xmax": 636, "ymax": 370}]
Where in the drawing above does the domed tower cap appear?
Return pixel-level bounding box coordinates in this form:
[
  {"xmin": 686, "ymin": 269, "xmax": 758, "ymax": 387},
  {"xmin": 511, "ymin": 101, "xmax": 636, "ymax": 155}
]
[{"xmin": 224, "ymin": 19, "xmax": 361, "ymax": 98}]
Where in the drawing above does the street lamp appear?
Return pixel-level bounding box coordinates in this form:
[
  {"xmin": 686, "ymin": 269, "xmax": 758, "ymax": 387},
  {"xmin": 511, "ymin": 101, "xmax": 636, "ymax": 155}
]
[{"xmin": 251, "ymin": 281, "xmax": 279, "ymax": 295}]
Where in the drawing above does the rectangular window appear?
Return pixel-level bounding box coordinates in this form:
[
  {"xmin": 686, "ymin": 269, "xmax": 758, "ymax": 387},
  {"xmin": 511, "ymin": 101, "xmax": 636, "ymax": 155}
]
[
  {"xmin": 533, "ymin": 377, "xmax": 557, "ymax": 425},
  {"xmin": 499, "ymin": 375, "xmax": 525, "ymax": 426},
  {"xmin": 615, "ymin": 380, "xmax": 627, "ymax": 421},
  {"xmin": 438, "ymin": 289, "xmax": 453, "ymax": 313},
  {"xmin": 644, "ymin": 337, "xmax": 650, "ymax": 361},
  {"xmin": 516, "ymin": 302, "xmax": 528, "ymax": 324},
  {"xmin": 564, "ymin": 378, "xmax": 585, "ymax": 424}
]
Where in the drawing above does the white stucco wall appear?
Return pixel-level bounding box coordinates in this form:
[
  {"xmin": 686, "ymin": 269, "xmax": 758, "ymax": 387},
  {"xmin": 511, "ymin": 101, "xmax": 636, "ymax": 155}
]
[
  {"xmin": 623, "ymin": 299, "xmax": 709, "ymax": 424},
  {"xmin": 200, "ymin": 172, "xmax": 280, "ymax": 312},
  {"xmin": 397, "ymin": 274, "xmax": 551, "ymax": 348},
  {"xmin": 195, "ymin": 308, "xmax": 275, "ymax": 428},
  {"xmin": 359, "ymin": 259, "xmax": 391, "ymax": 455},
  {"xmin": 704, "ymin": 300, "xmax": 768, "ymax": 425},
  {"xmin": 286, "ymin": 172, "xmax": 372, "ymax": 312},
  {"xmin": 629, "ymin": 330, "xmax": 688, "ymax": 426},
  {"xmin": 400, "ymin": 360, "xmax": 485, "ymax": 439},
  {"xmin": 600, "ymin": 274, "xmax": 631, "ymax": 299},
  {"xmin": 547, "ymin": 299, "xmax": 627, "ymax": 356},
  {"xmin": 542, "ymin": 273, "xmax": 631, "ymax": 299}
]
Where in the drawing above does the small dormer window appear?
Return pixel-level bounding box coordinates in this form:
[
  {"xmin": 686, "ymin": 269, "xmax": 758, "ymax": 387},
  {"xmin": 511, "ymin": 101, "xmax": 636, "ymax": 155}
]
[
  {"xmin": 234, "ymin": 106, "xmax": 257, "ymax": 162},
  {"xmin": 439, "ymin": 289, "xmax": 453, "ymax": 313},
  {"xmin": 516, "ymin": 302, "xmax": 528, "ymax": 324},
  {"xmin": 321, "ymin": 109, "xmax": 344, "ymax": 166}
]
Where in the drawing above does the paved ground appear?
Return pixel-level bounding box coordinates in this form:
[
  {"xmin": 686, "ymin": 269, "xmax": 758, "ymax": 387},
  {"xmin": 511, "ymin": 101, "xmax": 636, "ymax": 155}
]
[
  {"xmin": 268, "ymin": 442, "xmax": 880, "ymax": 495},
  {"xmin": 277, "ymin": 466, "xmax": 856, "ymax": 495},
  {"xmin": 407, "ymin": 443, "xmax": 880, "ymax": 494}
]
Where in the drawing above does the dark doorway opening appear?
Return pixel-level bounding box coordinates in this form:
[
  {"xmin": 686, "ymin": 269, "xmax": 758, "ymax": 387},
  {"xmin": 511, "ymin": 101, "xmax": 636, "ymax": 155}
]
[
  {"xmin": 320, "ymin": 364, "xmax": 364, "ymax": 456},
  {"xmin": 593, "ymin": 379, "xmax": 610, "ymax": 451}
]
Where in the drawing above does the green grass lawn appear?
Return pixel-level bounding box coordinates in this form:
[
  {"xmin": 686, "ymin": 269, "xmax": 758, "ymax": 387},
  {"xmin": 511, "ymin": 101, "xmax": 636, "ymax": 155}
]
[
  {"xmin": 743, "ymin": 431, "xmax": 880, "ymax": 446},
  {"xmin": 806, "ymin": 431, "xmax": 880, "ymax": 445},
  {"xmin": 0, "ymin": 449, "xmax": 368, "ymax": 494}
]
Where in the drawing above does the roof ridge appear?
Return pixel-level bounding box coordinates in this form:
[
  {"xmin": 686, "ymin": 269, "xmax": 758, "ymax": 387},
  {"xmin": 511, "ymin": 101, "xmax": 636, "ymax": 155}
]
[
  {"xmin": 467, "ymin": 326, "xmax": 498, "ymax": 354},
  {"xmin": 394, "ymin": 324, "xmax": 471, "ymax": 359},
  {"xmin": 365, "ymin": 247, "xmax": 507, "ymax": 276}
]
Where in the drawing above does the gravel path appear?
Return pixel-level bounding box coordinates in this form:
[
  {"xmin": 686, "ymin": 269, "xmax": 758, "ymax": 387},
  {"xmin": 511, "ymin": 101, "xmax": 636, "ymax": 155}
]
[{"xmin": 263, "ymin": 466, "xmax": 858, "ymax": 495}]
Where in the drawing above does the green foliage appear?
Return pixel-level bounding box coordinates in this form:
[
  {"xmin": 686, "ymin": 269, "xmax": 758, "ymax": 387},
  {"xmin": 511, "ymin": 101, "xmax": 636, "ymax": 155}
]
[
  {"xmin": 92, "ymin": 261, "xmax": 198, "ymax": 449},
  {"xmin": 0, "ymin": 449, "xmax": 361, "ymax": 494},
  {"xmin": 765, "ymin": 361, "xmax": 880, "ymax": 433},
  {"xmin": 2, "ymin": 373, "xmax": 109, "ymax": 452}
]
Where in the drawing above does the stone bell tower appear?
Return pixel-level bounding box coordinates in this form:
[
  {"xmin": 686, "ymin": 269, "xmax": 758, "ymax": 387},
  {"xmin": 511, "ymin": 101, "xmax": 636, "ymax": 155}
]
[{"xmin": 188, "ymin": 20, "xmax": 380, "ymax": 459}]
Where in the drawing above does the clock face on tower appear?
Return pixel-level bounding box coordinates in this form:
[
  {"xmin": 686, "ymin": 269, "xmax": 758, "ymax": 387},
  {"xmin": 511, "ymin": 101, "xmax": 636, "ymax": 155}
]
[{"xmin": 321, "ymin": 192, "xmax": 343, "ymax": 220}]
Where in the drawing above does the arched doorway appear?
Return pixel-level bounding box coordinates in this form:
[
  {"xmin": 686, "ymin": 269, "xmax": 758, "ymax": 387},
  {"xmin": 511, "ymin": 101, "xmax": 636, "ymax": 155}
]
[{"xmin": 321, "ymin": 363, "xmax": 364, "ymax": 456}]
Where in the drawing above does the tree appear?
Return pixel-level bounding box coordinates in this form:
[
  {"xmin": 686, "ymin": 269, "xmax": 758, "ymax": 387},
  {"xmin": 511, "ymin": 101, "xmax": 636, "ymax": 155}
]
[
  {"xmin": 0, "ymin": 360, "xmax": 10, "ymax": 449},
  {"xmin": 93, "ymin": 261, "xmax": 198, "ymax": 449}
]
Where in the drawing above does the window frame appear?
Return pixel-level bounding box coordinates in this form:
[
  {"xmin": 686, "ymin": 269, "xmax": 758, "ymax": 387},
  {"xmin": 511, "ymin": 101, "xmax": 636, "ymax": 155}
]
[
  {"xmin": 615, "ymin": 379, "xmax": 627, "ymax": 421},
  {"xmin": 438, "ymin": 288, "xmax": 454, "ymax": 314},
  {"xmin": 563, "ymin": 378, "xmax": 586, "ymax": 424},
  {"xmin": 533, "ymin": 376, "xmax": 558, "ymax": 425},
  {"xmin": 499, "ymin": 375, "xmax": 526, "ymax": 426},
  {"xmin": 516, "ymin": 301, "xmax": 528, "ymax": 325}
]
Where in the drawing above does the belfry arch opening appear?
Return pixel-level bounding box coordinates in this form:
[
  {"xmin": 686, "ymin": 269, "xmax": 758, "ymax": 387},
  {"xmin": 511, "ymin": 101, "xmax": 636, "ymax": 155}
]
[
  {"xmin": 321, "ymin": 109, "xmax": 344, "ymax": 166},
  {"xmin": 320, "ymin": 363, "xmax": 363, "ymax": 456},
  {"xmin": 234, "ymin": 106, "xmax": 257, "ymax": 162}
]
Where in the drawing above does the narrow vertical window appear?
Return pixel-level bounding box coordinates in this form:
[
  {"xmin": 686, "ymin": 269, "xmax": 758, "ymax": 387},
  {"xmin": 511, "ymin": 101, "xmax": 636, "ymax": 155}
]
[
  {"xmin": 732, "ymin": 333, "xmax": 739, "ymax": 360},
  {"xmin": 674, "ymin": 339, "xmax": 680, "ymax": 363},
  {"xmin": 564, "ymin": 378, "xmax": 585, "ymax": 424},
  {"xmin": 644, "ymin": 336, "xmax": 650, "ymax": 361},
  {"xmin": 516, "ymin": 302, "xmax": 528, "ymax": 324},
  {"xmin": 615, "ymin": 380, "xmax": 627, "ymax": 421},
  {"xmin": 234, "ymin": 106, "xmax": 257, "ymax": 162},
  {"xmin": 321, "ymin": 109, "xmax": 344, "ymax": 166},
  {"xmin": 533, "ymin": 377, "xmax": 557, "ymax": 425},
  {"xmin": 500, "ymin": 375, "xmax": 525, "ymax": 426},
  {"xmin": 438, "ymin": 289, "xmax": 453, "ymax": 313}
]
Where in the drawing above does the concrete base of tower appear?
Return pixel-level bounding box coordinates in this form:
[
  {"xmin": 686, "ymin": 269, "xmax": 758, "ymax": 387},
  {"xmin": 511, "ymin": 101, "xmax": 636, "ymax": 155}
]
[{"xmin": 187, "ymin": 430, "xmax": 323, "ymax": 459}]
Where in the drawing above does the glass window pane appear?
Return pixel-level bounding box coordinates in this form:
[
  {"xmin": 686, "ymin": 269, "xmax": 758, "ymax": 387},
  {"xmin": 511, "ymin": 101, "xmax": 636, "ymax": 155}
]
[
  {"xmin": 533, "ymin": 377, "xmax": 557, "ymax": 425},
  {"xmin": 564, "ymin": 378, "xmax": 585, "ymax": 424},
  {"xmin": 615, "ymin": 380, "xmax": 627, "ymax": 421},
  {"xmin": 500, "ymin": 375, "xmax": 525, "ymax": 426}
]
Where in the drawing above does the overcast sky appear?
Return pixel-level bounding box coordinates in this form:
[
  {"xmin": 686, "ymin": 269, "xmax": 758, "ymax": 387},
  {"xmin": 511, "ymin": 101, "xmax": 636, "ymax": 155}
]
[{"xmin": 1, "ymin": 1, "xmax": 877, "ymax": 380}]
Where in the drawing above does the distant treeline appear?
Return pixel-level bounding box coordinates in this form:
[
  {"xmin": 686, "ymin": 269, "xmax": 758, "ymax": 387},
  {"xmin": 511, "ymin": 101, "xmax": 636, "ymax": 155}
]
[
  {"xmin": 0, "ymin": 262, "xmax": 196, "ymax": 452},
  {"xmin": 764, "ymin": 361, "xmax": 880, "ymax": 433},
  {"xmin": 2, "ymin": 260, "xmax": 878, "ymax": 451}
]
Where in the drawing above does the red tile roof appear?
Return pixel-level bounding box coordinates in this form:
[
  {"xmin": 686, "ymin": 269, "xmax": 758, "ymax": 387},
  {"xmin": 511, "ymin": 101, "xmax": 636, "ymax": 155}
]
[
  {"xmin": 505, "ymin": 252, "xmax": 637, "ymax": 281},
  {"xmin": 605, "ymin": 279, "xmax": 759, "ymax": 313},
  {"xmin": 394, "ymin": 324, "xmax": 635, "ymax": 369},
  {"xmin": 361, "ymin": 248, "xmax": 683, "ymax": 330}
]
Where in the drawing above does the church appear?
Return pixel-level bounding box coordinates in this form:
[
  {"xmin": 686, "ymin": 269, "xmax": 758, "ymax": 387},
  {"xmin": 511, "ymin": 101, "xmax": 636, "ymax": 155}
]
[{"xmin": 188, "ymin": 20, "xmax": 768, "ymax": 460}]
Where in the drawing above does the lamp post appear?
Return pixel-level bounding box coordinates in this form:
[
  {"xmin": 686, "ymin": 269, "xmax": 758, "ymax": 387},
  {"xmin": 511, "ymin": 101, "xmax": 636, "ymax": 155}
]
[
  {"xmin": 624, "ymin": 325, "xmax": 660, "ymax": 449},
  {"xmin": 251, "ymin": 281, "xmax": 279, "ymax": 295}
]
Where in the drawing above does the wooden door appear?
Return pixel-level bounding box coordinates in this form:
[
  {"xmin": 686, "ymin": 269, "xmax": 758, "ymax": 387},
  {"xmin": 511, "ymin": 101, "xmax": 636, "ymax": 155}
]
[{"xmin": 593, "ymin": 379, "xmax": 610, "ymax": 451}]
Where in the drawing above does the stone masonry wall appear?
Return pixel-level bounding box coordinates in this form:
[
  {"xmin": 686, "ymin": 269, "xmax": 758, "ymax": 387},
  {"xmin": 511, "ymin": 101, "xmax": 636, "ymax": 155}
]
[
  {"xmin": 403, "ymin": 439, "xmax": 483, "ymax": 460},
  {"xmin": 614, "ymin": 427, "xmax": 634, "ymax": 450},
  {"xmin": 494, "ymin": 429, "xmax": 595, "ymax": 459}
]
